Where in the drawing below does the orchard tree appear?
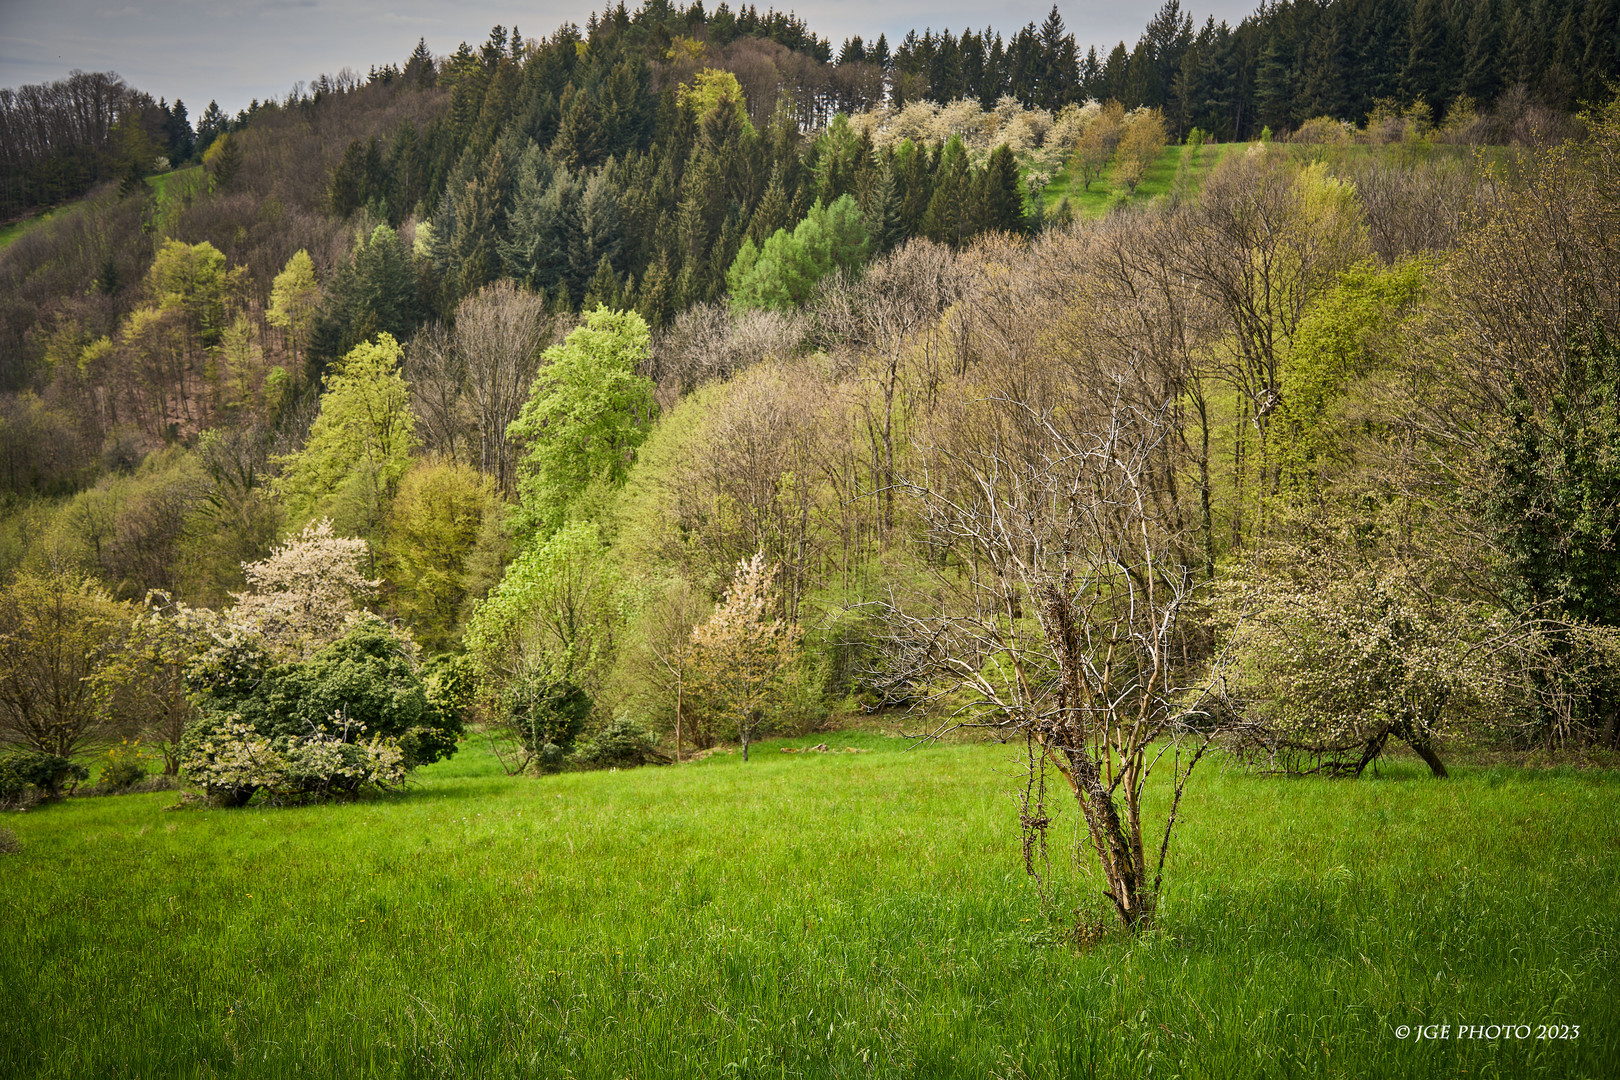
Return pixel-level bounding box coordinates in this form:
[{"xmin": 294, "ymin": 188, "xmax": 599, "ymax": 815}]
[
  {"xmin": 507, "ymin": 307, "xmax": 655, "ymax": 536},
  {"xmin": 1218, "ymin": 561, "xmax": 1468, "ymax": 777},
  {"xmin": 229, "ymin": 519, "xmax": 379, "ymax": 660},
  {"xmin": 1113, "ymin": 107, "xmax": 1168, "ymax": 192},
  {"xmin": 113, "ymin": 594, "xmax": 206, "ymax": 774},
  {"xmin": 1071, "ymin": 100, "xmax": 1123, "ymax": 191}
]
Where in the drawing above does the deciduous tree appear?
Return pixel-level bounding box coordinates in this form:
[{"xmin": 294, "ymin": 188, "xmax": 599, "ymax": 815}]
[{"xmin": 689, "ymin": 552, "xmax": 801, "ymax": 760}]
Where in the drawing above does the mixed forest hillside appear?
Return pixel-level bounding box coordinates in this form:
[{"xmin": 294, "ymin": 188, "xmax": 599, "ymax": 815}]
[{"xmin": 2, "ymin": 0, "xmax": 1620, "ymax": 808}]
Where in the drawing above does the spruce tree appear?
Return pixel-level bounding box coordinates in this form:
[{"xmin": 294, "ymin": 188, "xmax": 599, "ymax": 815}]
[{"xmin": 978, "ymin": 145, "xmax": 1027, "ymax": 235}]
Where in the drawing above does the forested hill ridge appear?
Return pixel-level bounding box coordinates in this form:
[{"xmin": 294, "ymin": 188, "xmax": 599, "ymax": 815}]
[
  {"xmin": 8, "ymin": 0, "xmax": 1619, "ymax": 226},
  {"xmin": 1, "ymin": 0, "xmax": 1620, "ymax": 795}
]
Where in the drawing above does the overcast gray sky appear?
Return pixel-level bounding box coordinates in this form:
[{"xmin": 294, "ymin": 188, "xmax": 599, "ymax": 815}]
[{"xmin": 0, "ymin": 1, "xmax": 1258, "ymax": 116}]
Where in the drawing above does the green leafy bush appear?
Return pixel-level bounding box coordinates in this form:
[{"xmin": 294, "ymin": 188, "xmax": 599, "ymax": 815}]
[
  {"xmin": 501, "ymin": 669, "xmax": 592, "ymax": 772},
  {"xmin": 0, "ymin": 749, "xmax": 88, "ymax": 807},
  {"xmin": 572, "ymin": 716, "xmax": 664, "ymax": 770},
  {"xmin": 181, "ymin": 618, "xmax": 458, "ymax": 805},
  {"xmin": 180, "ymin": 716, "xmax": 405, "ymax": 807}
]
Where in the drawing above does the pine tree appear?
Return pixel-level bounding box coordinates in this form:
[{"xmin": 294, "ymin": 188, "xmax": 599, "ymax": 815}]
[
  {"xmin": 870, "ymin": 161, "xmax": 908, "ymax": 252},
  {"xmin": 582, "ymin": 255, "xmax": 622, "ymax": 310},
  {"xmin": 921, "ymin": 137, "xmax": 973, "ymax": 246},
  {"xmin": 977, "ymin": 145, "xmax": 1027, "ymax": 235}
]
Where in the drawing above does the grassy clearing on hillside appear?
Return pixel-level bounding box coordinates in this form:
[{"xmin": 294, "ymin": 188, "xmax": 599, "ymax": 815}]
[
  {"xmin": 1041, "ymin": 142, "xmax": 1240, "ymax": 220},
  {"xmin": 147, "ymin": 165, "xmax": 204, "ymax": 203},
  {"xmin": 0, "ymin": 166, "xmax": 203, "ymax": 251},
  {"xmin": 2, "ymin": 734, "xmax": 1615, "ymax": 1078},
  {"xmin": 0, "ymin": 207, "xmax": 68, "ymax": 249}
]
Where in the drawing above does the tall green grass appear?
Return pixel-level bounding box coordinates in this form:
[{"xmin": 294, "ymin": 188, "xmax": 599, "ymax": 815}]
[{"xmin": 2, "ymin": 734, "xmax": 1614, "ymax": 1078}]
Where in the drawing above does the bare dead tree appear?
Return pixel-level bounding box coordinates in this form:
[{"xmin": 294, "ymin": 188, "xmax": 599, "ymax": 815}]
[{"xmin": 869, "ymin": 352, "xmax": 1224, "ymax": 930}]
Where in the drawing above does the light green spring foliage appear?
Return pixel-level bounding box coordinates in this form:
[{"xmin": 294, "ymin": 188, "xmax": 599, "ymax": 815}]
[
  {"xmin": 726, "ymin": 195, "xmax": 871, "ymax": 312},
  {"xmin": 678, "ymin": 68, "xmax": 753, "ymax": 135},
  {"xmin": 1274, "ymin": 259, "xmax": 1426, "ymax": 491},
  {"xmin": 464, "ymin": 519, "xmax": 623, "ymax": 699},
  {"xmin": 274, "ymin": 333, "xmax": 417, "ymax": 541},
  {"xmin": 145, "ymin": 239, "xmax": 230, "ymax": 347},
  {"xmin": 507, "ymin": 307, "xmax": 654, "ymax": 538},
  {"xmin": 381, "ymin": 458, "xmax": 506, "ymax": 654},
  {"xmin": 266, "ymin": 249, "xmax": 319, "ymax": 364}
]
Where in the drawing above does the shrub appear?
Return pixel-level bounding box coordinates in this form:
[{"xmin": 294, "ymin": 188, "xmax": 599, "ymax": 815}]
[
  {"xmin": 181, "ymin": 618, "xmax": 458, "ymax": 805},
  {"xmin": 97, "ymin": 740, "xmax": 149, "ymax": 792},
  {"xmin": 179, "ymin": 716, "xmax": 405, "ymax": 807},
  {"xmin": 178, "ymin": 716, "xmax": 281, "ymax": 806},
  {"xmin": 572, "ymin": 716, "xmax": 664, "ymax": 770},
  {"xmin": 0, "ymin": 749, "xmax": 89, "ymax": 807},
  {"xmin": 501, "ymin": 669, "xmax": 592, "ymax": 773},
  {"xmin": 0, "ymin": 827, "xmax": 18, "ymax": 853}
]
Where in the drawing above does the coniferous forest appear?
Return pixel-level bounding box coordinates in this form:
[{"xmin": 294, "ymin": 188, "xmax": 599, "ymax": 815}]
[{"xmin": 3, "ymin": 2, "xmax": 1620, "ymax": 1074}]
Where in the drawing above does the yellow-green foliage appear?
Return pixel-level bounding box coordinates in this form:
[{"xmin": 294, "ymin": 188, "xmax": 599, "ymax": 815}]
[
  {"xmin": 381, "ymin": 459, "xmax": 506, "ymax": 652},
  {"xmin": 1273, "ymin": 260, "xmax": 1426, "ymax": 491},
  {"xmin": 267, "ymin": 249, "xmax": 320, "ymax": 366},
  {"xmin": 274, "ymin": 334, "xmax": 417, "ymax": 540},
  {"xmin": 678, "ymin": 68, "xmax": 753, "ymax": 134},
  {"xmin": 0, "ymin": 570, "xmax": 132, "ymax": 757}
]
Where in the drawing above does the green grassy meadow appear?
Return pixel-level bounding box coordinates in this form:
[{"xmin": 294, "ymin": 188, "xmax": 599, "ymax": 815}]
[
  {"xmin": 0, "ymin": 206, "xmax": 68, "ymax": 249},
  {"xmin": 0, "ymin": 166, "xmax": 202, "ymax": 250},
  {"xmin": 1041, "ymin": 142, "xmax": 1241, "ymax": 219},
  {"xmin": 146, "ymin": 165, "xmax": 204, "ymax": 206},
  {"xmin": 2, "ymin": 734, "xmax": 1616, "ymax": 1078}
]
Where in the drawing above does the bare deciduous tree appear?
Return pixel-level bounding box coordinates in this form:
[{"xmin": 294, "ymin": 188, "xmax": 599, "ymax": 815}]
[
  {"xmin": 816, "ymin": 238, "xmax": 962, "ymax": 532},
  {"xmin": 871, "ymin": 354, "xmax": 1223, "ymax": 930},
  {"xmin": 646, "ymin": 300, "xmax": 807, "ymax": 404},
  {"xmin": 406, "ymin": 281, "xmax": 556, "ymax": 496}
]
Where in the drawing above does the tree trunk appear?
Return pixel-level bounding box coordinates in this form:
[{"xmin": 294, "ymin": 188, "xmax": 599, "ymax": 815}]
[
  {"xmin": 1408, "ymin": 738, "xmax": 1449, "ymax": 778},
  {"xmin": 1350, "ymin": 725, "xmax": 1393, "ymax": 778},
  {"xmin": 1065, "ymin": 746, "xmax": 1150, "ymax": 928}
]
